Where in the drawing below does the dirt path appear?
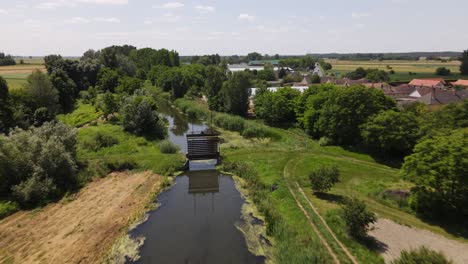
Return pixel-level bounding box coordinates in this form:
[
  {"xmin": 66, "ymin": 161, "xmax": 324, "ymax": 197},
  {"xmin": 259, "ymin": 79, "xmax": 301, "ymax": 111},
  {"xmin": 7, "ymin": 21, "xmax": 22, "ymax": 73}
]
[
  {"xmin": 0, "ymin": 171, "xmax": 161, "ymax": 264},
  {"xmin": 369, "ymin": 218, "xmax": 468, "ymax": 264}
]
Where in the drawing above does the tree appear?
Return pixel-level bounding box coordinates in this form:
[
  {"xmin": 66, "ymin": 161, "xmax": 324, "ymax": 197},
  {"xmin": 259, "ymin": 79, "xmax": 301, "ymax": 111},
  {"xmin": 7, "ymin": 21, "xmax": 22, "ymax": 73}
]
[
  {"xmin": 436, "ymin": 67, "xmax": 451, "ymax": 76},
  {"xmin": 96, "ymin": 92, "xmax": 120, "ymax": 115},
  {"xmin": 345, "ymin": 67, "xmax": 367, "ymax": 80},
  {"xmin": 460, "ymin": 50, "xmax": 468, "ymax": 75},
  {"xmin": 402, "ymin": 128, "xmax": 468, "ymax": 218},
  {"xmin": 341, "ymin": 197, "xmax": 377, "ymax": 239},
  {"xmin": 246, "ymin": 52, "xmax": 263, "ymax": 62},
  {"xmin": 49, "ymin": 69, "xmax": 77, "ymax": 113},
  {"xmin": 121, "ymin": 95, "xmax": 166, "ymax": 139},
  {"xmin": 303, "ymin": 85, "xmax": 396, "ymax": 145},
  {"xmin": 322, "ymin": 62, "xmax": 332, "ymax": 71},
  {"xmin": 0, "ymin": 77, "xmax": 13, "ymax": 133},
  {"xmin": 116, "ymin": 76, "xmax": 143, "ymax": 95},
  {"xmin": 366, "ymin": 69, "xmax": 390, "ymax": 82},
  {"xmin": 0, "ymin": 53, "xmax": 16, "ymax": 66},
  {"xmin": 361, "ymin": 110, "xmax": 420, "ymax": 155},
  {"xmin": 96, "ymin": 68, "xmax": 120, "ymax": 93},
  {"xmin": 204, "ymin": 66, "xmax": 227, "ymax": 111},
  {"xmin": 311, "ymin": 75, "xmax": 321, "ymax": 84},
  {"xmin": 44, "ymin": 55, "xmax": 64, "ymax": 74},
  {"xmin": 256, "ymin": 69, "xmax": 276, "ymax": 81},
  {"xmin": 219, "ymin": 71, "xmax": 251, "ymax": 116},
  {"xmin": 309, "ymin": 165, "xmax": 340, "ymax": 193},
  {"xmin": 392, "ymin": 246, "xmax": 453, "ymax": 264},
  {"xmin": 255, "ymin": 87, "xmax": 300, "ymax": 125},
  {"xmin": 25, "ymin": 70, "xmax": 59, "ymax": 115}
]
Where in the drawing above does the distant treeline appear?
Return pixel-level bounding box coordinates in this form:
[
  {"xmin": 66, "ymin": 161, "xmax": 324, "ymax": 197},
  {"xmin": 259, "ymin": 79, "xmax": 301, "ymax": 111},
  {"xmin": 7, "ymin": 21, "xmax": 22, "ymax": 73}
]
[
  {"xmin": 306, "ymin": 52, "xmax": 462, "ymax": 61},
  {"xmin": 0, "ymin": 53, "xmax": 16, "ymax": 66}
]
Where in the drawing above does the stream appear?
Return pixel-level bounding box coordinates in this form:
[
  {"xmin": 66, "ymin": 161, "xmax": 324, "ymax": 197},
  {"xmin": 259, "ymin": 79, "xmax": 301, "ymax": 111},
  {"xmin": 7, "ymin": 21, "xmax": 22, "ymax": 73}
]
[{"xmin": 128, "ymin": 102, "xmax": 263, "ymax": 264}]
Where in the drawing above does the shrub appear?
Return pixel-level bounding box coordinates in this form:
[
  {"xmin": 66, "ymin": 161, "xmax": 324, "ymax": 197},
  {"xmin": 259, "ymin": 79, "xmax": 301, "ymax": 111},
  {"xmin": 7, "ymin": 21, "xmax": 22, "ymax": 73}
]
[
  {"xmin": 121, "ymin": 95, "xmax": 166, "ymax": 139},
  {"xmin": 82, "ymin": 132, "xmax": 119, "ymax": 151},
  {"xmin": 341, "ymin": 197, "xmax": 377, "ymax": 239},
  {"xmin": 105, "ymin": 158, "xmax": 137, "ymax": 171},
  {"xmin": 318, "ymin": 137, "xmax": 333, "ymax": 146},
  {"xmin": 309, "ymin": 165, "xmax": 340, "ymax": 193},
  {"xmin": 435, "ymin": 67, "xmax": 451, "ymax": 76},
  {"xmin": 213, "ymin": 113, "xmax": 245, "ymax": 132},
  {"xmin": 0, "ymin": 201, "xmax": 20, "ymax": 219},
  {"xmin": 242, "ymin": 123, "xmax": 278, "ymax": 139},
  {"xmin": 391, "ymin": 246, "xmax": 453, "ymax": 264},
  {"xmin": 159, "ymin": 140, "xmax": 180, "ymax": 154}
]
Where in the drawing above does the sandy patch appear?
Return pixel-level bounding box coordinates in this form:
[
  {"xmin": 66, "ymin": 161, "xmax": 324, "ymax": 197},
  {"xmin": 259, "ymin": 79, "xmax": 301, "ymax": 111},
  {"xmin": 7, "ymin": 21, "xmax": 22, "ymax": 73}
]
[
  {"xmin": 369, "ymin": 218, "xmax": 468, "ymax": 264},
  {"xmin": 0, "ymin": 171, "xmax": 161, "ymax": 264}
]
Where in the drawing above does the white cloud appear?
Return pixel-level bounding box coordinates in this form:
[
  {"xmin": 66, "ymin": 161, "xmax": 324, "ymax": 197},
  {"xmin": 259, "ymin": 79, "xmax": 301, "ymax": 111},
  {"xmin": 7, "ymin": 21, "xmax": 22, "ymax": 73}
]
[
  {"xmin": 64, "ymin": 17, "xmax": 91, "ymax": 24},
  {"xmin": 36, "ymin": 0, "xmax": 126, "ymax": 9},
  {"xmin": 0, "ymin": 9, "xmax": 6, "ymax": 14},
  {"xmin": 143, "ymin": 19, "xmax": 153, "ymax": 25},
  {"xmin": 195, "ymin": 5, "xmax": 215, "ymax": 13},
  {"xmin": 75, "ymin": 0, "xmax": 128, "ymax": 4},
  {"xmin": 351, "ymin": 12, "xmax": 370, "ymax": 18},
  {"xmin": 159, "ymin": 13, "xmax": 182, "ymax": 23},
  {"xmin": 23, "ymin": 19, "xmax": 41, "ymax": 27},
  {"xmin": 238, "ymin": 13, "xmax": 256, "ymax": 21},
  {"xmin": 94, "ymin": 17, "xmax": 120, "ymax": 23},
  {"xmin": 154, "ymin": 2, "xmax": 185, "ymax": 9}
]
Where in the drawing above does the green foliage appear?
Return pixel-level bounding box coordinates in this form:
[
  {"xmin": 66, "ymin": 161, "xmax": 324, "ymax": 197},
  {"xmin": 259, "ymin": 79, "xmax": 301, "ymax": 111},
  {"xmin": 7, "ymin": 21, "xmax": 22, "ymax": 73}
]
[
  {"xmin": 0, "ymin": 52, "xmax": 16, "ymax": 66},
  {"xmin": 116, "ymin": 76, "xmax": 143, "ymax": 94},
  {"xmin": 204, "ymin": 65, "xmax": 227, "ymax": 111},
  {"xmin": 213, "ymin": 113, "xmax": 245, "ymax": 132},
  {"xmin": 0, "ymin": 122, "xmax": 78, "ymax": 207},
  {"xmin": 346, "ymin": 67, "xmax": 390, "ymax": 82},
  {"xmin": 460, "ymin": 50, "xmax": 468, "ymax": 75},
  {"xmin": 391, "ymin": 246, "xmax": 453, "ymax": 264},
  {"xmin": 435, "ymin": 67, "xmax": 451, "ymax": 76},
  {"xmin": 219, "ymin": 71, "xmax": 252, "ymax": 116},
  {"xmin": 402, "ymin": 128, "xmax": 468, "ymax": 218},
  {"xmin": 0, "ymin": 201, "xmax": 19, "ymax": 219},
  {"xmin": 57, "ymin": 102, "xmax": 102, "ymax": 127},
  {"xmin": 310, "ymin": 75, "xmax": 321, "ymax": 84},
  {"xmin": 279, "ymin": 56, "xmax": 316, "ymax": 70},
  {"xmin": 82, "ymin": 131, "xmax": 119, "ymax": 151},
  {"xmin": 149, "ymin": 65, "xmax": 204, "ymax": 98},
  {"xmin": 255, "ymin": 87, "xmax": 301, "ymax": 125},
  {"xmin": 361, "ymin": 110, "xmax": 420, "ymax": 155},
  {"xmin": 129, "ymin": 48, "xmax": 179, "ymax": 72},
  {"xmin": 303, "ymin": 85, "xmax": 396, "ymax": 145},
  {"xmin": 96, "ymin": 68, "xmax": 120, "ymax": 93},
  {"xmin": 0, "ymin": 77, "xmax": 13, "ymax": 133},
  {"xmin": 241, "ymin": 123, "xmax": 279, "ymax": 139},
  {"xmin": 174, "ymin": 98, "xmax": 209, "ymax": 120},
  {"xmin": 95, "ymin": 92, "xmax": 120, "ymax": 116},
  {"xmin": 321, "ymin": 62, "xmax": 332, "ymax": 71},
  {"xmin": 25, "ymin": 70, "xmax": 59, "ymax": 116},
  {"xmin": 121, "ymin": 95, "xmax": 166, "ymax": 139},
  {"xmin": 159, "ymin": 140, "xmax": 180, "ymax": 154},
  {"xmin": 246, "ymin": 52, "xmax": 263, "ymax": 62},
  {"xmin": 420, "ymin": 101, "xmax": 468, "ymax": 136},
  {"xmin": 318, "ymin": 137, "xmax": 333, "ymax": 146},
  {"xmin": 49, "ymin": 69, "xmax": 77, "ymax": 113},
  {"xmin": 256, "ymin": 69, "xmax": 276, "ymax": 81},
  {"xmin": 341, "ymin": 197, "xmax": 377, "ymax": 239},
  {"xmin": 191, "ymin": 54, "xmax": 221, "ymax": 66},
  {"xmin": 309, "ymin": 165, "xmax": 340, "ymax": 193}
]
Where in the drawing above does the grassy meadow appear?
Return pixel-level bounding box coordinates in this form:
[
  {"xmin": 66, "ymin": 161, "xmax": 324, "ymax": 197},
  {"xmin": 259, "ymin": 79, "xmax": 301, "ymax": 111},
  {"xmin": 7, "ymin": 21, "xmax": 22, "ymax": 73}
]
[
  {"xmin": 327, "ymin": 59, "xmax": 464, "ymax": 82},
  {"xmin": 0, "ymin": 64, "xmax": 46, "ymax": 90}
]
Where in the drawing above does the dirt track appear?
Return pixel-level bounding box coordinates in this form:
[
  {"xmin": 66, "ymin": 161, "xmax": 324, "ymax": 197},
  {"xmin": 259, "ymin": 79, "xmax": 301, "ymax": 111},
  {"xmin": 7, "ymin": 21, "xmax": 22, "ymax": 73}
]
[
  {"xmin": 369, "ymin": 218, "xmax": 468, "ymax": 264},
  {"xmin": 0, "ymin": 171, "xmax": 161, "ymax": 264}
]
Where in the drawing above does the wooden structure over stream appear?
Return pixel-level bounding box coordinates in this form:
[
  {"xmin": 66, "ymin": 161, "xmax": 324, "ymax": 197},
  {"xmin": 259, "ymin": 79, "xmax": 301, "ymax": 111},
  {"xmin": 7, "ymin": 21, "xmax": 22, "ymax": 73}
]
[{"xmin": 186, "ymin": 132, "xmax": 220, "ymax": 161}]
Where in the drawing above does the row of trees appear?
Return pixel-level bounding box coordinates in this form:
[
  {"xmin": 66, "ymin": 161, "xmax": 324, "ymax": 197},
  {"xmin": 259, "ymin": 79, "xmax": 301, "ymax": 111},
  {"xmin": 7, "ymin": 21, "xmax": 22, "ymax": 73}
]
[
  {"xmin": 345, "ymin": 67, "xmax": 390, "ymax": 82},
  {"xmin": 0, "ymin": 53, "xmax": 16, "ymax": 66}
]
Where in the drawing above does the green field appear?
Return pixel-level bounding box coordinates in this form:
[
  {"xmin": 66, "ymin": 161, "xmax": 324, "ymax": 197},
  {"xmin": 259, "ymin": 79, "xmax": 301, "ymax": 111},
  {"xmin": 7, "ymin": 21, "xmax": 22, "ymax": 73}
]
[
  {"xmin": 0, "ymin": 64, "xmax": 46, "ymax": 90},
  {"xmin": 327, "ymin": 59, "xmax": 465, "ymax": 82}
]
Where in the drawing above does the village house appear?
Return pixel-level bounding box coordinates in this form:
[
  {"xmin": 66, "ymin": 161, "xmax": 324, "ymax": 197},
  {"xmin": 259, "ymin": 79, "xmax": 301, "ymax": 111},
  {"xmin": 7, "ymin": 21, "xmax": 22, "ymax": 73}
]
[
  {"xmin": 451, "ymin": 79, "xmax": 468, "ymax": 88},
  {"xmin": 408, "ymin": 78, "xmax": 447, "ymax": 89}
]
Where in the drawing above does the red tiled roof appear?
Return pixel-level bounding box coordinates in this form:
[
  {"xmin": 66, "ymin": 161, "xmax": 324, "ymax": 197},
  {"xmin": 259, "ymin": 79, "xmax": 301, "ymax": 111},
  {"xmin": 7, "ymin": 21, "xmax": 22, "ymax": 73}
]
[
  {"xmin": 451, "ymin": 80, "xmax": 468, "ymax": 87},
  {"xmin": 408, "ymin": 78, "xmax": 445, "ymax": 87}
]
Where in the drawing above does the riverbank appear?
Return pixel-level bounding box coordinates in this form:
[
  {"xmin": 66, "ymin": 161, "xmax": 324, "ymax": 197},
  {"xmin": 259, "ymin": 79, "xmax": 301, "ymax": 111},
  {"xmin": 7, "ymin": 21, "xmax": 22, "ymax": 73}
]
[{"xmin": 0, "ymin": 171, "xmax": 163, "ymax": 264}]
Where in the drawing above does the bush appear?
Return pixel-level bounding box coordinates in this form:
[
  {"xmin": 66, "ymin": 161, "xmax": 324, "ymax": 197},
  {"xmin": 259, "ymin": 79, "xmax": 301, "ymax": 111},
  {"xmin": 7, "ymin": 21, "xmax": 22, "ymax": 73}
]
[
  {"xmin": 391, "ymin": 246, "xmax": 453, "ymax": 264},
  {"xmin": 213, "ymin": 113, "xmax": 245, "ymax": 132},
  {"xmin": 121, "ymin": 95, "xmax": 166, "ymax": 139},
  {"xmin": 309, "ymin": 165, "xmax": 340, "ymax": 193},
  {"xmin": 159, "ymin": 140, "xmax": 180, "ymax": 154},
  {"xmin": 105, "ymin": 158, "xmax": 137, "ymax": 171},
  {"xmin": 82, "ymin": 132, "xmax": 119, "ymax": 151},
  {"xmin": 435, "ymin": 67, "xmax": 451, "ymax": 76},
  {"xmin": 341, "ymin": 197, "xmax": 377, "ymax": 239},
  {"xmin": 0, "ymin": 201, "xmax": 20, "ymax": 219},
  {"xmin": 318, "ymin": 137, "xmax": 333, "ymax": 146}
]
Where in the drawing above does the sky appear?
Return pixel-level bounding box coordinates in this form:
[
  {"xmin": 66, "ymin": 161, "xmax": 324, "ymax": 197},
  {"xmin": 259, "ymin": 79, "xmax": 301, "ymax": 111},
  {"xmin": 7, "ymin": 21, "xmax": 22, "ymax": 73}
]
[{"xmin": 1, "ymin": 0, "xmax": 468, "ymax": 56}]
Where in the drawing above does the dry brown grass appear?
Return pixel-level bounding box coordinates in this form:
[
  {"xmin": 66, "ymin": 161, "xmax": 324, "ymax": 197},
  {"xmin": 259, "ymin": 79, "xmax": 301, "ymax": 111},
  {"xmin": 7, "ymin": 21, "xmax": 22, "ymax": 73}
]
[{"xmin": 0, "ymin": 171, "xmax": 162, "ymax": 264}]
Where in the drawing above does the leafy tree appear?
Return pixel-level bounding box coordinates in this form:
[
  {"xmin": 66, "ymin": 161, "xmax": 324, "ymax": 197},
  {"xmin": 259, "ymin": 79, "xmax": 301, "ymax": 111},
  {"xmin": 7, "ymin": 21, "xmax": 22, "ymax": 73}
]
[
  {"xmin": 322, "ymin": 62, "xmax": 332, "ymax": 71},
  {"xmin": 255, "ymin": 87, "xmax": 300, "ymax": 125},
  {"xmin": 419, "ymin": 101, "xmax": 468, "ymax": 138},
  {"xmin": 345, "ymin": 67, "xmax": 367, "ymax": 80},
  {"xmin": 116, "ymin": 76, "xmax": 142, "ymax": 94},
  {"xmin": 81, "ymin": 49, "xmax": 100, "ymax": 60},
  {"xmin": 219, "ymin": 71, "xmax": 252, "ymax": 116},
  {"xmin": 460, "ymin": 49, "xmax": 468, "ymax": 75},
  {"xmin": 0, "ymin": 53, "xmax": 16, "ymax": 66},
  {"xmin": 49, "ymin": 69, "xmax": 77, "ymax": 112},
  {"xmin": 256, "ymin": 69, "xmax": 276, "ymax": 81},
  {"xmin": 278, "ymin": 67, "xmax": 287, "ymax": 79},
  {"xmin": 121, "ymin": 95, "xmax": 166, "ymax": 139},
  {"xmin": 402, "ymin": 128, "xmax": 468, "ymax": 218},
  {"xmin": 303, "ymin": 85, "xmax": 396, "ymax": 145},
  {"xmin": 361, "ymin": 110, "xmax": 420, "ymax": 155},
  {"xmin": 96, "ymin": 68, "xmax": 120, "ymax": 93},
  {"xmin": 309, "ymin": 165, "xmax": 340, "ymax": 193},
  {"xmin": 246, "ymin": 52, "xmax": 263, "ymax": 62},
  {"xmin": 0, "ymin": 122, "xmax": 77, "ymax": 207},
  {"xmin": 129, "ymin": 48, "xmax": 180, "ymax": 72},
  {"xmin": 96, "ymin": 92, "xmax": 120, "ymax": 116},
  {"xmin": 25, "ymin": 70, "xmax": 59, "ymax": 115},
  {"xmin": 341, "ymin": 197, "xmax": 377, "ymax": 238},
  {"xmin": 311, "ymin": 75, "xmax": 321, "ymax": 84},
  {"xmin": 366, "ymin": 69, "xmax": 390, "ymax": 82},
  {"xmin": 392, "ymin": 246, "xmax": 453, "ymax": 264},
  {"xmin": 44, "ymin": 54, "xmax": 64, "ymax": 74},
  {"xmin": 435, "ymin": 67, "xmax": 451, "ymax": 76},
  {"xmin": 116, "ymin": 54, "xmax": 137, "ymax": 76},
  {"xmin": 0, "ymin": 77, "xmax": 13, "ymax": 133},
  {"xmin": 204, "ymin": 66, "xmax": 227, "ymax": 111}
]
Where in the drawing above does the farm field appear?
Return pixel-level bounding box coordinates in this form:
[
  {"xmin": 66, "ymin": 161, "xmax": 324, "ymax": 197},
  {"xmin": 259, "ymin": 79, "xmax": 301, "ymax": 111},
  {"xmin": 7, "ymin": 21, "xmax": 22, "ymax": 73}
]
[
  {"xmin": 0, "ymin": 64, "xmax": 46, "ymax": 90},
  {"xmin": 326, "ymin": 59, "xmax": 465, "ymax": 82}
]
